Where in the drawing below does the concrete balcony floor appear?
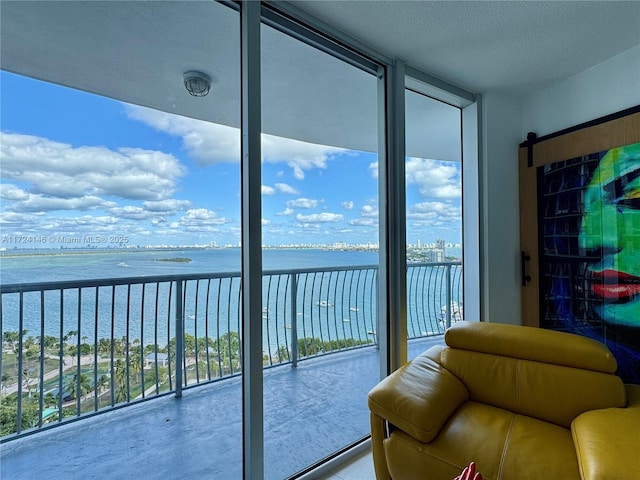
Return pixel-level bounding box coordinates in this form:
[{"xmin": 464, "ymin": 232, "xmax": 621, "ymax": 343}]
[{"xmin": 1, "ymin": 337, "xmax": 443, "ymax": 480}]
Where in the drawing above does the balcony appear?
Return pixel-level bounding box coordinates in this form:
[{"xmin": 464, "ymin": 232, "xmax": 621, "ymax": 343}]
[{"xmin": 1, "ymin": 262, "xmax": 461, "ymax": 478}]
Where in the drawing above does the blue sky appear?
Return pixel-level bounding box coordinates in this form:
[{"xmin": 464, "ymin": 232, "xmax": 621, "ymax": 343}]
[{"xmin": 0, "ymin": 71, "xmax": 462, "ymax": 248}]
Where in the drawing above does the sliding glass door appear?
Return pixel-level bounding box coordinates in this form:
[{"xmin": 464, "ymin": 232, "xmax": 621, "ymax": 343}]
[
  {"xmin": 260, "ymin": 17, "xmax": 381, "ymax": 479},
  {"xmin": 405, "ymin": 88, "xmax": 463, "ymax": 360}
]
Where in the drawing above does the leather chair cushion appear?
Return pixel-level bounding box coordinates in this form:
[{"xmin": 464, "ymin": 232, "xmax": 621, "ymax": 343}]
[
  {"xmin": 571, "ymin": 385, "xmax": 640, "ymax": 480},
  {"xmin": 445, "ymin": 321, "xmax": 618, "ymax": 373},
  {"xmin": 442, "ymin": 348, "xmax": 627, "ymax": 427},
  {"xmin": 384, "ymin": 401, "xmax": 581, "ymax": 480},
  {"xmin": 368, "ymin": 346, "xmax": 468, "ymax": 444}
]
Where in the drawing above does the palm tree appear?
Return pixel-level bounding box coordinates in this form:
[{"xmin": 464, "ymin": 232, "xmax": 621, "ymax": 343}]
[
  {"xmin": 44, "ymin": 392, "xmax": 56, "ymax": 408},
  {"xmin": 3, "ymin": 330, "xmax": 21, "ymax": 370},
  {"xmin": 129, "ymin": 346, "xmax": 142, "ymax": 384},
  {"xmin": 113, "ymin": 359, "xmax": 127, "ymax": 403},
  {"xmin": 95, "ymin": 374, "xmax": 110, "ymax": 407},
  {"xmin": 22, "ymin": 367, "xmax": 38, "ymax": 398},
  {"xmin": 2, "ymin": 330, "xmax": 19, "ymax": 351},
  {"xmin": 1, "ymin": 372, "xmax": 13, "ymax": 395},
  {"xmin": 68, "ymin": 373, "xmax": 92, "ymax": 402},
  {"xmin": 64, "ymin": 330, "xmax": 78, "ymax": 345}
]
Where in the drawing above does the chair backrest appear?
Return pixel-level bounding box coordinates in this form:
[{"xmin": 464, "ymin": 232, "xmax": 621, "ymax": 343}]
[{"xmin": 441, "ymin": 322, "xmax": 627, "ymax": 427}]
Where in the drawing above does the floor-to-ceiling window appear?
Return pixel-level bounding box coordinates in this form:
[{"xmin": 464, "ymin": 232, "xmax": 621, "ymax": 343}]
[
  {"xmin": 1, "ymin": 2, "xmax": 479, "ymax": 478},
  {"xmin": 405, "ymin": 87, "xmax": 463, "ymax": 360},
  {"xmin": 1, "ymin": 1, "xmax": 244, "ymax": 475},
  {"xmin": 259, "ymin": 16, "xmax": 381, "ymax": 478}
]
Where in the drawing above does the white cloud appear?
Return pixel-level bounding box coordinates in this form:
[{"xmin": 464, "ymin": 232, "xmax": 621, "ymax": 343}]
[
  {"xmin": 296, "ymin": 223, "xmax": 322, "ymax": 231},
  {"xmin": 0, "ymin": 133, "xmax": 187, "ymax": 203},
  {"xmin": 349, "ymin": 218, "xmax": 377, "ymax": 227},
  {"xmin": 368, "ymin": 158, "xmax": 461, "ymax": 199},
  {"xmin": 274, "ymin": 183, "xmax": 299, "ymax": 195},
  {"xmin": 127, "ymin": 105, "xmax": 344, "ymax": 180},
  {"xmin": 181, "ymin": 208, "xmax": 229, "ymax": 227},
  {"xmin": 125, "ymin": 106, "xmax": 240, "ymax": 164},
  {"xmin": 407, "ymin": 201, "xmax": 461, "ymax": 225},
  {"xmin": 0, "ymin": 211, "xmax": 43, "ymax": 228},
  {"xmin": 276, "ymin": 207, "xmax": 295, "ymax": 216},
  {"xmin": 262, "ymin": 134, "xmax": 344, "ymax": 180},
  {"xmin": 295, "ymin": 212, "xmax": 343, "ymax": 223},
  {"xmin": 341, "ymin": 200, "xmax": 354, "ymax": 210},
  {"xmin": 361, "ymin": 205, "xmax": 378, "ymax": 218},
  {"xmin": 9, "ymin": 214, "xmax": 122, "ymax": 238},
  {"xmin": 262, "ymin": 218, "xmax": 270, "ymax": 226},
  {"xmin": 286, "ymin": 198, "xmax": 318, "ymax": 209},
  {"xmin": 0, "ymin": 184, "xmax": 29, "ymax": 201},
  {"xmin": 143, "ymin": 199, "xmax": 191, "ymax": 214},
  {"xmin": 262, "ymin": 185, "xmax": 276, "ymax": 195},
  {"xmin": 10, "ymin": 194, "xmax": 114, "ymax": 213},
  {"xmin": 369, "ymin": 162, "xmax": 378, "ymax": 179},
  {"xmin": 406, "ymin": 158, "xmax": 461, "ymax": 199},
  {"xmin": 109, "ymin": 206, "xmax": 156, "ymax": 220}
]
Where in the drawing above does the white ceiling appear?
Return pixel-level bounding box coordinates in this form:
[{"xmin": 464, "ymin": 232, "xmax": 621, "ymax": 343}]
[
  {"xmin": 1, "ymin": 1, "xmax": 639, "ymax": 159},
  {"xmin": 293, "ymin": 0, "xmax": 640, "ymax": 96}
]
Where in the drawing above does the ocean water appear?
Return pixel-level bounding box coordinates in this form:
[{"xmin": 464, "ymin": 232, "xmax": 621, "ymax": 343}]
[
  {"xmin": 0, "ymin": 248, "xmax": 461, "ymax": 354},
  {"xmin": 0, "ymin": 248, "xmax": 379, "ymax": 284}
]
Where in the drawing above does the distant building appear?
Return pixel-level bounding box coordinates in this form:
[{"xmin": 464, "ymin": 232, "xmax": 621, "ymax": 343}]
[{"xmin": 145, "ymin": 353, "xmax": 169, "ymax": 369}]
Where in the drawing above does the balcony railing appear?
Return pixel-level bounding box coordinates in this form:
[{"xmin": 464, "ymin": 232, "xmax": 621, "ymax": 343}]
[{"xmin": 0, "ymin": 261, "xmax": 461, "ymax": 440}]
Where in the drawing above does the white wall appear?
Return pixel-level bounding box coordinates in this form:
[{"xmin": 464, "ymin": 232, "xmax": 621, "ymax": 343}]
[
  {"xmin": 480, "ymin": 92, "xmax": 523, "ymax": 325},
  {"xmin": 522, "ymin": 45, "xmax": 640, "ymax": 138}
]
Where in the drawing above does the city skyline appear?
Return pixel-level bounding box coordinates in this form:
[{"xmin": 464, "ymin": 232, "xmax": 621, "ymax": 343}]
[{"xmin": 0, "ymin": 71, "xmax": 463, "ymax": 247}]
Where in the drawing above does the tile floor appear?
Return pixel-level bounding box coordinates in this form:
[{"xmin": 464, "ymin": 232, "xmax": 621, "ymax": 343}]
[{"xmin": 319, "ymin": 449, "xmax": 375, "ymax": 480}]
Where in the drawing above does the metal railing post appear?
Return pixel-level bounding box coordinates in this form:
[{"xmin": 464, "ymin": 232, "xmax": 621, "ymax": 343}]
[
  {"xmin": 290, "ymin": 273, "xmax": 298, "ymax": 368},
  {"xmin": 175, "ymin": 280, "xmax": 183, "ymax": 398},
  {"xmin": 16, "ymin": 292, "xmax": 24, "ymax": 434},
  {"xmin": 445, "ymin": 264, "xmax": 452, "ymax": 329}
]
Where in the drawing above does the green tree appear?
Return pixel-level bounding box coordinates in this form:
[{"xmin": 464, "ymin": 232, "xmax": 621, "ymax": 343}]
[
  {"xmin": 64, "ymin": 330, "xmax": 78, "ymax": 345},
  {"xmin": 1, "ymin": 373, "xmax": 13, "ymax": 395},
  {"xmin": 44, "ymin": 392, "xmax": 56, "ymax": 408},
  {"xmin": 129, "ymin": 345, "xmax": 142, "ymax": 383},
  {"xmin": 68, "ymin": 373, "xmax": 92, "ymax": 402},
  {"xmin": 275, "ymin": 346, "xmax": 290, "ymax": 363},
  {"xmin": 298, "ymin": 337, "xmax": 323, "ymax": 357},
  {"xmin": 98, "ymin": 338, "xmax": 112, "ymax": 356},
  {"xmin": 113, "ymin": 359, "xmax": 127, "ymax": 403},
  {"xmin": 213, "ymin": 332, "xmax": 241, "ymax": 374},
  {"xmin": 2, "ymin": 331, "xmax": 20, "ymax": 352},
  {"xmin": 95, "ymin": 374, "xmax": 110, "ymax": 407}
]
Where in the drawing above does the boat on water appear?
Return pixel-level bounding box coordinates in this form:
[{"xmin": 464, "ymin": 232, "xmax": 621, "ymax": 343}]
[
  {"xmin": 316, "ymin": 300, "xmax": 332, "ymax": 307},
  {"xmin": 438, "ymin": 302, "xmax": 464, "ymax": 322},
  {"xmin": 349, "ymin": 307, "xmax": 359, "ymax": 312}
]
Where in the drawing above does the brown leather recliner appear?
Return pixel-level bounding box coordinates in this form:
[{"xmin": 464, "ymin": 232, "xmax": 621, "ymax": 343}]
[{"xmin": 368, "ymin": 321, "xmax": 640, "ymax": 480}]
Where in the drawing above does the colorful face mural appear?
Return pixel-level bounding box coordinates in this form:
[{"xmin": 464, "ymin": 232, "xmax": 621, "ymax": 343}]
[
  {"xmin": 579, "ymin": 143, "xmax": 640, "ymax": 328},
  {"xmin": 539, "ymin": 141, "xmax": 640, "ymax": 383}
]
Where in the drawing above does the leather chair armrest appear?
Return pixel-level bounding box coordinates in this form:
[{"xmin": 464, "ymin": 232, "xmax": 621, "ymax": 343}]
[
  {"xmin": 572, "ymin": 384, "xmax": 640, "ymax": 480},
  {"xmin": 368, "ymin": 346, "xmax": 469, "ymax": 444}
]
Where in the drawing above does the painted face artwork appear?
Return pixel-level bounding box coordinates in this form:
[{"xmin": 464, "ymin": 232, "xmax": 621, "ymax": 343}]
[{"xmin": 579, "ymin": 143, "xmax": 640, "ymax": 327}]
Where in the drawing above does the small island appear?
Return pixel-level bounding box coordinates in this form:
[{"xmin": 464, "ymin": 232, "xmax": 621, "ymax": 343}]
[{"xmin": 154, "ymin": 257, "xmax": 192, "ymax": 263}]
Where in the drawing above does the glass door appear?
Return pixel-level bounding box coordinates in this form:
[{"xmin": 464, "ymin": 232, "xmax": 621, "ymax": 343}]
[
  {"xmin": 260, "ymin": 19, "xmax": 380, "ymax": 479},
  {"xmin": 404, "ymin": 89, "xmax": 463, "ymax": 360}
]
